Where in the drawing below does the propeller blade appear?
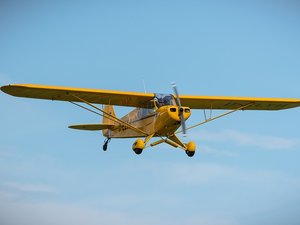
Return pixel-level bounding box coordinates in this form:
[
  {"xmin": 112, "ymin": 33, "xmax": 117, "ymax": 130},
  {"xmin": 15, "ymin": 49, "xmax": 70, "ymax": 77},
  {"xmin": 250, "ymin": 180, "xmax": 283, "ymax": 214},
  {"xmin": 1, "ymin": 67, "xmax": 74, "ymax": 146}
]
[
  {"xmin": 171, "ymin": 82, "xmax": 182, "ymax": 108},
  {"xmin": 171, "ymin": 82, "xmax": 187, "ymax": 135},
  {"xmin": 180, "ymin": 112, "xmax": 187, "ymax": 136}
]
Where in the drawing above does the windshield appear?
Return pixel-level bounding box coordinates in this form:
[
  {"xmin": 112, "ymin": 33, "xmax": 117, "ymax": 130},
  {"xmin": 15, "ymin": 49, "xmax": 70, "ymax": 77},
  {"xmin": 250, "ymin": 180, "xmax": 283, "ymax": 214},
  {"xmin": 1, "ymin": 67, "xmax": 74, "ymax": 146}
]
[{"xmin": 154, "ymin": 94, "xmax": 176, "ymax": 108}]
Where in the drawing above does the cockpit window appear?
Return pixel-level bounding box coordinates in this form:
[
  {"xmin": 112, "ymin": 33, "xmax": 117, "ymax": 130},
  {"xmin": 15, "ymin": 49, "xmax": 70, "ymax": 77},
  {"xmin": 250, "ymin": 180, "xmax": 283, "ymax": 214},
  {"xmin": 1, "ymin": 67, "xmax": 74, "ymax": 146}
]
[{"xmin": 154, "ymin": 94, "xmax": 176, "ymax": 108}]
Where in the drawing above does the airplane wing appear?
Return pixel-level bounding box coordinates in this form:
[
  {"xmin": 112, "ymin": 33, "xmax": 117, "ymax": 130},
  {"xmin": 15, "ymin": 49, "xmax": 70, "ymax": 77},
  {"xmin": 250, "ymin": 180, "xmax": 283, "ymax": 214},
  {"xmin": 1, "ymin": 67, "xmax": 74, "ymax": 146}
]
[
  {"xmin": 179, "ymin": 95, "xmax": 300, "ymax": 110},
  {"xmin": 2, "ymin": 84, "xmax": 300, "ymax": 110},
  {"xmin": 1, "ymin": 84, "xmax": 154, "ymax": 108}
]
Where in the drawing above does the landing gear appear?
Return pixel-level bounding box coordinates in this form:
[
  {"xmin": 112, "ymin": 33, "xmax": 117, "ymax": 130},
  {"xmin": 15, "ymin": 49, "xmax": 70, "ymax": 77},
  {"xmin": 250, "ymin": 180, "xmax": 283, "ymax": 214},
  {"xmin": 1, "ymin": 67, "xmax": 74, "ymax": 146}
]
[
  {"xmin": 132, "ymin": 139, "xmax": 145, "ymax": 155},
  {"xmin": 103, "ymin": 138, "xmax": 111, "ymax": 151},
  {"xmin": 185, "ymin": 141, "xmax": 196, "ymax": 157}
]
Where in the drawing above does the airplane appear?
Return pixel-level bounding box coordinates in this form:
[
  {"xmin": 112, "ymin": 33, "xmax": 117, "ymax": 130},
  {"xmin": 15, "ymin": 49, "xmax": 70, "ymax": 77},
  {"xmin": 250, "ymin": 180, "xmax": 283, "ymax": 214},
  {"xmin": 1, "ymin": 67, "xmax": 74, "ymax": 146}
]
[{"xmin": 1, "ymin": 83, "xmax": 300, "ymax": 157}]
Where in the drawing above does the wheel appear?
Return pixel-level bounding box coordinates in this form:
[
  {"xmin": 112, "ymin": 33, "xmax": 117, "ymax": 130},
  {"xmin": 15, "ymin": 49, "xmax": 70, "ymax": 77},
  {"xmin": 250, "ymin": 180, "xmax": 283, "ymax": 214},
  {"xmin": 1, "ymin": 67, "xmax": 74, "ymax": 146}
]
[
  {"xmin": 103, "ymin": 138, "xmax": 111, "ymax": 151},
  {"xmin": 185, "ymin": 150, "xmax": 195, "ymax": 157},
  {"xmin": 103, "ymin": 143, "xmax": 108, "ymax": 151},
  {"xmin": 132, "ymin": 139, "xmax": 145, "ymax": 155},
  {"xmin": 133, "ymin": 148, "xmax": 143, "ymax": 155},
  {"xmin": 185, "ymin": 141, "xmax": 196, "ymax": 157}
]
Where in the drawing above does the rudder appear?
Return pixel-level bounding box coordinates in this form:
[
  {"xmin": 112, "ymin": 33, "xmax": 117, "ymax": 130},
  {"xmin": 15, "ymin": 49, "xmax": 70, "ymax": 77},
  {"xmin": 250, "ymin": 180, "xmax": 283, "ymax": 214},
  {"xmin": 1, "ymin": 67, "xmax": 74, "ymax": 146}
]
[{"xmin": 102, "ymin": 105, "xmax": 118, "ymax": 137}]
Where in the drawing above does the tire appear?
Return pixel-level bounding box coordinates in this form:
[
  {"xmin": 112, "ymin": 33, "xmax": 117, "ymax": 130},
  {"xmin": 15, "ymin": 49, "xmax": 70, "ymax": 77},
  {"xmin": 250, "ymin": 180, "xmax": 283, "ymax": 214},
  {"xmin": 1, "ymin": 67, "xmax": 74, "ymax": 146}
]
[
  {"xmin": 185, "ymin": 150, "xmax": 195, "ymax": 157},
  {"xmin": 133, "ymin": 148, "xmax": 143, "ymax": 155}
]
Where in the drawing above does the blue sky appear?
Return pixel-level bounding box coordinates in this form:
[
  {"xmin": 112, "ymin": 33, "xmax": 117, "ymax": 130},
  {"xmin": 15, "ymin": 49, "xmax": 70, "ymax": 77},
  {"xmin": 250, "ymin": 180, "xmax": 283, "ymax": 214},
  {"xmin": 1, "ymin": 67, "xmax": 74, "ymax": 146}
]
[{"xmin": 1, "ymin": 1, "xmax": 300, "ymax": 224}]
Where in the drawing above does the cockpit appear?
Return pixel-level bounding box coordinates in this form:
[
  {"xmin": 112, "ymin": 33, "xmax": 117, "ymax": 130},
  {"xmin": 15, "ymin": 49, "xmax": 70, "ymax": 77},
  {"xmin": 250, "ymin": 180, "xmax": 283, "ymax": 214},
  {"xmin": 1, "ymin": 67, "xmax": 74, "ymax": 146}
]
[{"xmin": 154, "ymin": 94, "xmax": 176, "ymax": 108}]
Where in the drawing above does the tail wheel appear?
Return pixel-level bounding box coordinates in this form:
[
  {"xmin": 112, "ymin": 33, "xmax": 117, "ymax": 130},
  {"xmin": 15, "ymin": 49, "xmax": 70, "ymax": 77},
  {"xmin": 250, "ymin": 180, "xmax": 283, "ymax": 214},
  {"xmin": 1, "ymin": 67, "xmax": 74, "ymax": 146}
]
[
  {"xmin": 103, "ymin": 138, "xmax": 111, "ymax": 151},
  {"xmin": 103, "ymin": 144, "xmax": 108, "ymax": 151}
]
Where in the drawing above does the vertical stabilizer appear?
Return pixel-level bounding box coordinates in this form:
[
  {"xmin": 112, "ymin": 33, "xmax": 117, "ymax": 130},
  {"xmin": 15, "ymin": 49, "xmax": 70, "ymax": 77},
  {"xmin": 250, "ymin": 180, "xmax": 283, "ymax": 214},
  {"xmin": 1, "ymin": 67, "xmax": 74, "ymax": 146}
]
[{"xmin": 102, "ymin": 105, "xmax": 118, "ymax": 137}]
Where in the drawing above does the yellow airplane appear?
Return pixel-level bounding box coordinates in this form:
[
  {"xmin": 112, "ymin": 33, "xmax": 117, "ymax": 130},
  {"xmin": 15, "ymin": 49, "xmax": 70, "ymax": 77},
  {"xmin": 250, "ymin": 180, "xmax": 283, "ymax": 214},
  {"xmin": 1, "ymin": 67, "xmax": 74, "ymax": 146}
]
[{"xmin": 1, "ymin": 83, "xmax": 300, "ymax": 157}]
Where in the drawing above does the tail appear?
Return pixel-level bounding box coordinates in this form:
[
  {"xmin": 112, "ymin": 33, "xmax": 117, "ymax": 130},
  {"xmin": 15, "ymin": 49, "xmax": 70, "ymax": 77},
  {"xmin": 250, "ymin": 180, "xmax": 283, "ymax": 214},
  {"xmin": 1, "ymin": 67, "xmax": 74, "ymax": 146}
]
[{"xmin": 102, "ymin": 105, "xmax": 118, "ymax": 137}]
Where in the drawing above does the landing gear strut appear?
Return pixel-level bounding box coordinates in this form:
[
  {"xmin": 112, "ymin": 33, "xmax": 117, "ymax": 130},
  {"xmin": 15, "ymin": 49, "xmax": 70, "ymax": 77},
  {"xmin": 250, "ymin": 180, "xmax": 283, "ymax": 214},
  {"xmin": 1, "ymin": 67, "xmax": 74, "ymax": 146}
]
[{"xmin": 103, "ymin": 138, "xmax": 111, "ymax": 151}]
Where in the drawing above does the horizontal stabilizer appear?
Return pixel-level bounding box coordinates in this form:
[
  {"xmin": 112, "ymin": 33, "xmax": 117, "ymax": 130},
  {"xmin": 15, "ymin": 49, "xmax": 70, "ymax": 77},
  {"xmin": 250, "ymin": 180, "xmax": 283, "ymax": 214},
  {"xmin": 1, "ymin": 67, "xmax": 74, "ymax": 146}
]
[{"xmin": 68, "ymin": 124, "xmax": 116, "ymax": 131}]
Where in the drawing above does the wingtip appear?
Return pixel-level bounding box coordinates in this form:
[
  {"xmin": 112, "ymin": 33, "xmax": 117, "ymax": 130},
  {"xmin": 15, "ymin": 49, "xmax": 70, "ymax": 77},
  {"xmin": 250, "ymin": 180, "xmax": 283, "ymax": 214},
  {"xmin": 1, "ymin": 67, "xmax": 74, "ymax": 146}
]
[
  {"xmin": 0, "ymin": 84, "xmax": 11, "ymax": 94},
  {"xmin": 1, "ymin": 84, "xmax": 29, "ymax": 95},
  {"xmin": 1, "ymin": 84, "xmax": 25, "ymax": 96}
]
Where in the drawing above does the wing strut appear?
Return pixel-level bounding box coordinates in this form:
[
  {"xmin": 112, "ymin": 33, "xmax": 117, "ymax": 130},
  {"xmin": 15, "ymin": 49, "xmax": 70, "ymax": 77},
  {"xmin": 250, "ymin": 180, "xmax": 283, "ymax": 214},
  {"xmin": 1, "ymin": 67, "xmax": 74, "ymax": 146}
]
[
  {"xmin": 176, "ymin": 102, "xmax": 255, "ymax": 134},
  {"xmin": 147, "ymin": 135, "xmax": 186, "ymax": 150},
  {"xmin": 69, "ymin": 93, "xmax": 148, "ymax": 136}
]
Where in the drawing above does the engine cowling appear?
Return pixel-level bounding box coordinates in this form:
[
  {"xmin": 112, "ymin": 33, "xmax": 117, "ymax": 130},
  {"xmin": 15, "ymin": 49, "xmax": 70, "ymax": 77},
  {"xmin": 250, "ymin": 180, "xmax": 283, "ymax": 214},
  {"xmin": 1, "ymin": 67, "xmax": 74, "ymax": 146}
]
[{"xmin": 154, "ymin": 105, "xmax": 191, "ymax": 135}]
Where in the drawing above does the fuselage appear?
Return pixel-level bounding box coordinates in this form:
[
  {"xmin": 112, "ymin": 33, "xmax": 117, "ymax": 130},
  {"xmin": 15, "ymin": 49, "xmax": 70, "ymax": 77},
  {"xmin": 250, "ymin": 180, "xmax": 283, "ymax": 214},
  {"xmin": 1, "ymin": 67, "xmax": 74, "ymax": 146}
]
[{"xmin": 105, "ymin": 94, "xmax": 191, "ymax": 138}]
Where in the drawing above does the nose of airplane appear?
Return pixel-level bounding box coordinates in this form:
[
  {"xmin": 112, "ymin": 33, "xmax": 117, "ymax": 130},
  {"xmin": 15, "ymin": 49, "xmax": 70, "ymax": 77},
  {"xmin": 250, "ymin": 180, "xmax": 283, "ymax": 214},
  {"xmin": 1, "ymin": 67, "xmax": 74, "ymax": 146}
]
[{"xmin": 168, "ymin": 106, "xmax": 191, "ymax": 121}]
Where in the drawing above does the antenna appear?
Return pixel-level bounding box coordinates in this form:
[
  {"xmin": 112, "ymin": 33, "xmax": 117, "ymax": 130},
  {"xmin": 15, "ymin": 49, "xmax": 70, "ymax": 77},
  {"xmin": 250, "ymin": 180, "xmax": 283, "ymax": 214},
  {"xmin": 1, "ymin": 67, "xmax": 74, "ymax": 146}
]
[{"xmin": 142, "ymin": 79, "xmax": 147, "ymax": 93}]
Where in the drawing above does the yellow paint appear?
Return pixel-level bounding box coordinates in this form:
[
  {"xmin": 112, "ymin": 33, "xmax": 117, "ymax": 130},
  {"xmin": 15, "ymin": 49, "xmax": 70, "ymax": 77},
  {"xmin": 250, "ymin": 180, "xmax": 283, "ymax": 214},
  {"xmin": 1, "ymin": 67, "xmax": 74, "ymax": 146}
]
[
  {"xmin": 1, "ymin": 83, "xmax": 300, "ymax": 157},
  {"xmin": 179, "ymin": 95, "xmax": 300, "ymax": 110},
  {"xmin": 0, "ymin": 84, "xmax": 154, "ymax": 108},
  {"xmin": 2, "ymin": 84, "xmax": 300, "ymax": 110},
  {"xmin": 186, "ymin": 141, "xmax": 196, "ymax": 152},
  {"xmin": 132, "ymin": 139, "xmax": 145, "ymax": 150}
]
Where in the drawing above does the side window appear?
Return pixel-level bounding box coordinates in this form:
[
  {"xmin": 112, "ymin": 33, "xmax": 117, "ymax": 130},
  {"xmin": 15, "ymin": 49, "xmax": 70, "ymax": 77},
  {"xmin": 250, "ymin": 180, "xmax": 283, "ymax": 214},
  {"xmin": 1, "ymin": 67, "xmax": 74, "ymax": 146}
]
[{"xmin": 138, "ymin": 108, "xmax": 154, "ymax": 119}]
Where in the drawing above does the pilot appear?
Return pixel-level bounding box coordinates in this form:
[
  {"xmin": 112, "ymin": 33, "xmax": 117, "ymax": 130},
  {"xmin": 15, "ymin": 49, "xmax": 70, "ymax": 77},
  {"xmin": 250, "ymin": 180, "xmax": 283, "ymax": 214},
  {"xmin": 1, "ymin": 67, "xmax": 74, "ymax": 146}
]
[
  {"xmin": 163, "ymin": 96, "xmax": 171, "ymax": 105},
  {"xmin": 155, "ymin": 97, "xmax": 164, "ymax": 108}
]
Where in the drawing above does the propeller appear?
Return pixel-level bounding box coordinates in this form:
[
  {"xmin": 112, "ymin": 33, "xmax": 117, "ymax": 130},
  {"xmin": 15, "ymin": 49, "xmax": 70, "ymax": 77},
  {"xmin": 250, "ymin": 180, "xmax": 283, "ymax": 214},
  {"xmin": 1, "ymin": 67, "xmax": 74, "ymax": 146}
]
[{"xmin": 171, "ymin": 82, "xmax": 187, "ymax": 136}]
